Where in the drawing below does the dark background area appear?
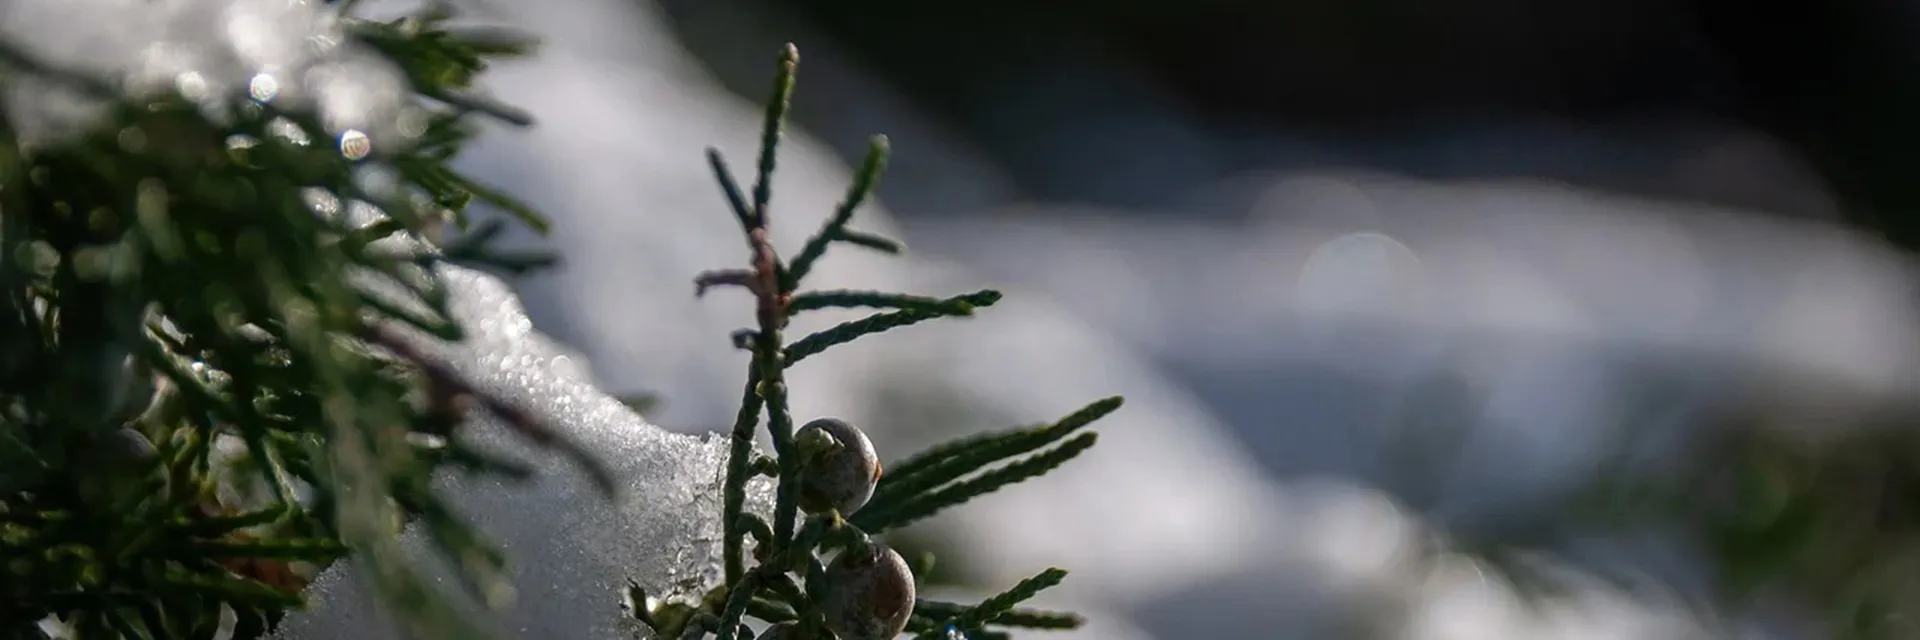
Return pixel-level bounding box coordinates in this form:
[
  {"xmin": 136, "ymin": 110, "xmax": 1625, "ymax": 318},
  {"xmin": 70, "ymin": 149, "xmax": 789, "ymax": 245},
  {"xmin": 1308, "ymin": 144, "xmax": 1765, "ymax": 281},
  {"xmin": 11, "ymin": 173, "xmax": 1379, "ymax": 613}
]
[{"xmin": 662, "ymin": 0, "xmax": 1920, "ymax": 247}]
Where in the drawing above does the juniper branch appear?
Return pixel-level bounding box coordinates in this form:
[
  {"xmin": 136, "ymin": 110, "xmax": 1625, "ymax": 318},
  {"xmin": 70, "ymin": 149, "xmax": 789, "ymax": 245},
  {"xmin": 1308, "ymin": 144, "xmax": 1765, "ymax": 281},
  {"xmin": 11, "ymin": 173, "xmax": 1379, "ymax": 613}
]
[
  {"xmin": 784, "ymin": 135, "xmax": 890, "ymax": 288},
  {"xmin": 915, "ymin": 569, "xmax": 1069, "ymax": 638},
  {"xmin": 722, "ymin": 365, "xmax": 766, "ymax": 585},
  {"xmin": 782, "ymin": 290, "xmax": 1001, "ymax": 366},
  {"xmin": 910, "ymin": 601, "xmax": 1084, "ymax": 630},
  {"xmin": 716, "ymin": 516, "xmax": 839, "ymax": 640},
  {"xmin": 708, "ymin": 149, "xmax": 757, "ymax": 234},
  {"xmin": 833, "ymin": 230, "xmax": 905, "ymax": 254},
  {"xmin": 684, "ymin": 41, "xmax": 1120, "ymax": 640},
  {"xmin": 855, "ymin": 433, "xmax": 1099, "ymax": 534},
  {"xmin": 751, "ymin": 45, "xmax": 798, "ymax": 227},
  {"xmin": 710, "ymin": 43, "xmax": 802, "ymax": 600},
  {"xmin": 786, "ymin": 290, "xmax": 979, "ymax": 317},
  {"xmin": 869, "ymin": 397, "xmax": 1120, "ymax": 512}
]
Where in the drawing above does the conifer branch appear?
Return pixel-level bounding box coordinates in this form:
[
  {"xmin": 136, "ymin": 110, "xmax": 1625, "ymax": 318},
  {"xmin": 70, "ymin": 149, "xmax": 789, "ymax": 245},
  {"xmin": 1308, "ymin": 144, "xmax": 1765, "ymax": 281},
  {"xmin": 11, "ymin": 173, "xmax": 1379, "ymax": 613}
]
[
  {"xmin": 786, "ymin": 290, "xmax": 979, "ymax": 317},
  {"xmin": 710, "ymin": 41, "xmax": 803, "ymax": 605},
  {"xmin": 871, "ymin": 397, "xmax": 1121, "ymax": 510},
  {"xmin": 909, "ymin": 602, "xmax": 1084, "ymax": 630},
  {"xmin": 723, "ymin": 364, "xmax": 768, "ymax": 584},
  {"xmin": 671, "ymin": 42, "xmax": 1111, "ymax": 640},
  {"xmin": 0, "ymin": 3, "xmax": 592, "ymax": 635},
  {"xmin": 785, "ymin": 136, "xmax": 891, "ymax": 288},
  {"xmin": 834, "ymin": 230, "xmax": 906, "ymax": 254},
  {"xmin": 752, "ymin": 45, "xmax": 799, "ymax": 228},
  {"xmin": 911, "ymin": 569, "xmax": 1069, "ymax": 638},
  {"xmin": 782, "ymin": 290, "xmax": 1001, "ymax": 366},
  {"xmin": 708, "ymin": 149, "xmax": 759, "ymax": 232},
  {"xmin": 437, "ymin": 218, "xmax": 560, "ymax": 275},
  {"xmin": 854, "ymin": 433, "xmax": 1098, "ymax": 534}
]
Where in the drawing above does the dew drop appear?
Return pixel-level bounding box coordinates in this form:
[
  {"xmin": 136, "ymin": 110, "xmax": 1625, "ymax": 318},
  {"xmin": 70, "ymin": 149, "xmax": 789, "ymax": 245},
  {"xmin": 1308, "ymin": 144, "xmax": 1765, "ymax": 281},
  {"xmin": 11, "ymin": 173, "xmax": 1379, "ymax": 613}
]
[
  {"xmin": 338, "ymin": 129, "xmax": 371, "ymax": 160},
  {"xmin": 249, "ymin": 73, "xmax": 281, "ymax": 102}
]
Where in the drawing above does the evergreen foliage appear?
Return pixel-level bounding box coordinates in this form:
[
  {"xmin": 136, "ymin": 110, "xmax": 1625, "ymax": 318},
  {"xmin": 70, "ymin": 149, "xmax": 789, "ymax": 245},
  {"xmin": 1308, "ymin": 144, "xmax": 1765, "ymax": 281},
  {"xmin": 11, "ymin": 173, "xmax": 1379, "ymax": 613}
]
[
  {"xmin": 0, "ymin": 3, "xmax": 596, "ymax": 638},
  {"xmin": 622, "ymin": 44, "xmax": 1114, "ymax": 640}
]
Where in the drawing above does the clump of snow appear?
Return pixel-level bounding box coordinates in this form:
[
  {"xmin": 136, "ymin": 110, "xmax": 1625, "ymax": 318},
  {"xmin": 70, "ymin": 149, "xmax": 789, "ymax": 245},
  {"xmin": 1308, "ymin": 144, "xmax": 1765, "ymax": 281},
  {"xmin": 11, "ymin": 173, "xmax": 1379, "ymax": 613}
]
[
  {"xmin": 271, "ymin": 262, "xmax": 772, "ymax": 639},
  {"xmin": 0, "ymin": 0, "xmax": 416, "ymax": 152}
]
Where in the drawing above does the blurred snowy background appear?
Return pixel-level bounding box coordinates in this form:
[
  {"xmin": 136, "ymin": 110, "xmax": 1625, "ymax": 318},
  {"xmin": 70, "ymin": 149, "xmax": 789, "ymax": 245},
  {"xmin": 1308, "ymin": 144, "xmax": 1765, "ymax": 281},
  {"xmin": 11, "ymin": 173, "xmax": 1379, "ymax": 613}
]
[
  {"xmin": 438, "ymin": 0, "xmax": 1920, "ymax": 637},
  {"xmin": 13, "ymin": 0, "xmax": 1920, "ymax": 637}
]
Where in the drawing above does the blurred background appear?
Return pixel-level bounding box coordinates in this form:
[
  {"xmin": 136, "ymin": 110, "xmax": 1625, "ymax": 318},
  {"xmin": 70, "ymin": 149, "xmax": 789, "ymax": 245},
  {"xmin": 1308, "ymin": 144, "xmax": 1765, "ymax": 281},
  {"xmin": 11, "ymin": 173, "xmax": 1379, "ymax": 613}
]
[{"xmin": 454, "ymin": 0, "xmax": 1920, "ymax": 637}]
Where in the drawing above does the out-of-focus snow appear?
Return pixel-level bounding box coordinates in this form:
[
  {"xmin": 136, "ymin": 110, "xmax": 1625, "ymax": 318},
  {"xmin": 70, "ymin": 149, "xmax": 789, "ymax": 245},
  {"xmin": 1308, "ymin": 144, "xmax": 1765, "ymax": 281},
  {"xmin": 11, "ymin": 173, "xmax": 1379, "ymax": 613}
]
[
  {"xmin": 0, "ymin": 0, "xmax": 416, "ymax": 151},
  {"xmin": 908, "ymin": 176, "xmax": 1920, "ymax": 386}
]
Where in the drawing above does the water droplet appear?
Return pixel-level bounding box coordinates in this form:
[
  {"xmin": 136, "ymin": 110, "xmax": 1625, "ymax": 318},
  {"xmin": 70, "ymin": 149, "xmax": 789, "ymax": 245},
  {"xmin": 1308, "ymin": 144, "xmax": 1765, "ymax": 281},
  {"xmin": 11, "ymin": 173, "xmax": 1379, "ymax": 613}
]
[
  {"xmin": 338, "ymin": 129, "xmax": 371, "ymax": 160},
  {"xmin": 248, "ymin": 73, "xmax": 280, "ymax": 102}
]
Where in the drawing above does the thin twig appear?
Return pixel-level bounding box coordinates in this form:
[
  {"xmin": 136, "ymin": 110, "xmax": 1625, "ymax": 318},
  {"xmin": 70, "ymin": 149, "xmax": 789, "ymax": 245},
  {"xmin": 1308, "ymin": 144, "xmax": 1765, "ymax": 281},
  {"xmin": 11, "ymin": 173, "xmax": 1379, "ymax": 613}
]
[{"xmin": 714, "ymin": 43, "xmax": 802, "ymax": 609}]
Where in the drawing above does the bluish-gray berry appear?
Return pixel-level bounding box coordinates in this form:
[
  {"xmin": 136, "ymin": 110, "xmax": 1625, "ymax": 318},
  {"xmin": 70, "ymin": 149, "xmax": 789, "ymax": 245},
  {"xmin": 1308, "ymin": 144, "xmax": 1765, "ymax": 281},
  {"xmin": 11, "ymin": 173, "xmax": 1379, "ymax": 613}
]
[
  {"xmin": 817, "ymin": 543, "xmax": 915, "ymax": 640},
  {"xmin": 795, "ymin": 418, "xmax": 881, "ymax": 516}
]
